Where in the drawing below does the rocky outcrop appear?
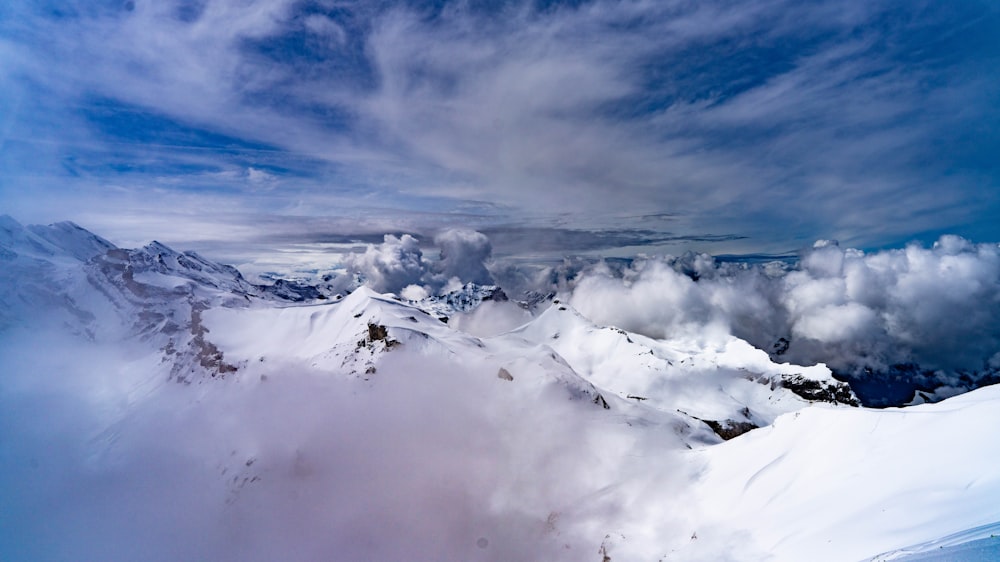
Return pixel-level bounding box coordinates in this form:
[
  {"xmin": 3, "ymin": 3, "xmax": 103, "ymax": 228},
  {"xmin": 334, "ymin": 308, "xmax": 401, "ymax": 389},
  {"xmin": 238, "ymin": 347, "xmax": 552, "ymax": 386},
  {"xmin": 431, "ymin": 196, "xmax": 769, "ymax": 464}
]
[{"xmin": 779, "ymin": 374, "xmax": 859, "ymax": 406}]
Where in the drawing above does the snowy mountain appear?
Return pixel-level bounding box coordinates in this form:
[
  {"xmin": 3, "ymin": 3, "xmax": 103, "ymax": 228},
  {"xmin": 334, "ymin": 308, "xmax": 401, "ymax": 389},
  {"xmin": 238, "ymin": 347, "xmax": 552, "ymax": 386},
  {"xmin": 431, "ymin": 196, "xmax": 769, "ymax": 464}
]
[
  {"xmin": 687, "ymin": 384, "xmax": 1000, "ymax": 561},
  {"xmin": 510, "ymin": 300, "xmax": 858, "ymax": 436},
  {"xmin": 403, "ymin": 281, "xmax": 511, "ymax": 322},
  {"xmin": 1, "ymin": 215, "xmax": 332, "ymax": 378},
  {"xmin": 0, "ymin": 215, "xmax": 117, "ymax": 331},
  {"xmin": 2, "ymin": 217, "xmax": 998, "ymax": 561}
]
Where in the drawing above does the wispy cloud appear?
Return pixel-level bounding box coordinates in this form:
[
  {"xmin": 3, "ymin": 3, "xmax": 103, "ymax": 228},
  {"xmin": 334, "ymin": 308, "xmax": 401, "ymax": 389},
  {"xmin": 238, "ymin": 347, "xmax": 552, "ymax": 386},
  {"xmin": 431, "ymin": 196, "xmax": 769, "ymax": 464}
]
[{"xmin": 1, "ymin": 0, "xmax": 997, "ymax": 253}]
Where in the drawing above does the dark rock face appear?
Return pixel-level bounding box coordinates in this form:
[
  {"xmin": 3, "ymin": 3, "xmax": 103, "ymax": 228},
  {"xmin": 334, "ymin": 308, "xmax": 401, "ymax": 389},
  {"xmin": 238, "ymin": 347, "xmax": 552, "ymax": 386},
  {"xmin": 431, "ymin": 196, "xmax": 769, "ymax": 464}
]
[
  {"xmin": 703, "ymin": 419, "xmax": 759, "ymax": 441},
  {"xmin": 358, "ymin": 322, "xmax": 398, "ymax": 350},
  {"xmin": 368, "ymin": 322, "xmax": 389, "ymax": 342},
  {"xmin": 484, "ymin": 287, "xmax": 508, "ymax": 302},
  {"xmin": 780, "ymin": 374, "xmax": 860, "ymax": 406}
]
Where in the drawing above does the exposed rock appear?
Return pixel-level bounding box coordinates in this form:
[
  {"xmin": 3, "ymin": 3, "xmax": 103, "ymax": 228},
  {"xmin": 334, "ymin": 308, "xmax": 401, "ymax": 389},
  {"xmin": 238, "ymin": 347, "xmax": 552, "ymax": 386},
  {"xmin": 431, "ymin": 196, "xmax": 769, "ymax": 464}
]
[
  {"xmin": 780, "ymin": 374, "xmax": 859, "ymax": 406},
  {"xmin": 183, "ymin": 305, "xmax": 238, "ymax": 381},
  {"xmin": 358, "ymin": 322, "xmax": 399, "ymax": 350},
  {"xmin": 703, "ymin": 419, "xmax": 759, "ymax": 441},
  {"xmin": 404, "ymin": 282, "xmax": 508, "ymax": 320},
  {"xmin": 368, "ymin": 322, "xmax": 389, "ymax": 342},
  {"xmin": 592, "ymin": 393, "xmax": 610, "ymax": 409}
]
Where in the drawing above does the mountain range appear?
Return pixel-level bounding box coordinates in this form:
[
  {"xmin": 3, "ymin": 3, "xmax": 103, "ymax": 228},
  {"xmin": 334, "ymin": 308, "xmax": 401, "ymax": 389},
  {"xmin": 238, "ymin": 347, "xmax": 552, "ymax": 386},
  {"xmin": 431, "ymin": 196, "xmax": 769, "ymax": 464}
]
[{"xmin": 2, "ymin": 216, "xmax": 999, "ymax": 561}]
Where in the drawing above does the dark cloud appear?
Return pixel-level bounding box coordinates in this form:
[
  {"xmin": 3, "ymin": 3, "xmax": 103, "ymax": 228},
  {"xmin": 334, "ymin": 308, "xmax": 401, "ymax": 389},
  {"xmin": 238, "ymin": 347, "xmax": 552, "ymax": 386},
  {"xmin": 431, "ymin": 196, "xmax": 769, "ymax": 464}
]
[{"xmin": 481, "ymin": 227, "xmax": 746, "ymax": 257}]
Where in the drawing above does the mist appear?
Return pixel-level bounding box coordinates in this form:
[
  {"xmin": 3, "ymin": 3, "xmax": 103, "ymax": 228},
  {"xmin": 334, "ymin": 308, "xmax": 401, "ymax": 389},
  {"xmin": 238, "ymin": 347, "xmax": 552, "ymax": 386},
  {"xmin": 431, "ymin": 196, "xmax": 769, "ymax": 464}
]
[{"xmin": 0, "ymin": 320, "xmax": 696, "ymax": 561}]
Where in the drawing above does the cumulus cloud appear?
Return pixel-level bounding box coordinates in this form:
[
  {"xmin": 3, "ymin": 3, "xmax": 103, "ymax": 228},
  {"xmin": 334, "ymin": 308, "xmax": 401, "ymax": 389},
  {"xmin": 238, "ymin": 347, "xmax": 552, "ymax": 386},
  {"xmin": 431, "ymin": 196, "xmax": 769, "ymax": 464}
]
[
  {"xmin": 567, "ymin": 236, "xmax": 1000, "ymax": 382},
  {"xmin": 341, "ymin": 233, "xmax": 426, "ymax": 293},
  {"xmin": 434, "ymin": 228, "xmax": 493, "ymax": 285},
  {"xmin": 339, "ymin": 229, "xmax": 495, "ymax": 294},
  {"xmin": 782, "ymin": 236, "xmax": 1000, "ymax": 373}
]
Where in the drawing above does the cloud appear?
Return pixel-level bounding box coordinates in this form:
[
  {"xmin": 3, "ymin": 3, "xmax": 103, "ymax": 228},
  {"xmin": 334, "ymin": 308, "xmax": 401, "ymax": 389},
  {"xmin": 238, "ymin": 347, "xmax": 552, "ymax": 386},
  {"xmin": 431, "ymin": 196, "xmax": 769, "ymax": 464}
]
[
  {"xmin": 434, "ymin": 228, "xmax": 493, "ymax": 285},
  {"xmin": 0, "ymin": 321, "xmax": 693, "ymax": 561},
  {"xmin": 567, "ymin": 236, "xmax": 1000, "ymax": 380},
  {"xmin": 1, "ymin": 1, "xmax": 998, "ymax": 253},
  {"xmin": 339, "ymin": 228, "xmax": 495, "ymax": 294},
  {"xmin": 449, "ymin": 299, "xmax": 535, "ymax": 338},
  {"xmin": 341, "ymin": 233, "xmax": 426, "ymax": 293}
]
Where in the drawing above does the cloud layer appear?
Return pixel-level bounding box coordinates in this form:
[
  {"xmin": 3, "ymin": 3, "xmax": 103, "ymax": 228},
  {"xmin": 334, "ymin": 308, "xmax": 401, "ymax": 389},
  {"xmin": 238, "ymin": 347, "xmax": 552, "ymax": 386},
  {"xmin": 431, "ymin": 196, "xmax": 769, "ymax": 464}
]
[
  {"xmin": 2, "ymin": 1, "xmax": 998, "ymax": 253},
  {"xmin": 567, "ymin": 236, "xmax": 1000, "ymax": 382}
]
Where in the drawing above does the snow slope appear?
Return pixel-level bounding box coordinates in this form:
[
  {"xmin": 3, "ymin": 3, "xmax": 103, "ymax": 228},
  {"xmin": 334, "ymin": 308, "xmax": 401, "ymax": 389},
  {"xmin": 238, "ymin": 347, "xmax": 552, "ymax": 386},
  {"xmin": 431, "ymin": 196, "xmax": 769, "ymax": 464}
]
[
  {"xmin": 678, "ymin": 384, "xmax": 1000, "ymax": 561},
  {"xmin": 201, "ymin": 287, "xmax": 715, "ymax": 443},
  {"xmin": 871, "ymin": 522, "xmax": 1000, "ymax": 561},
  {"xmin": 510, "ymin": 300, "xmax": 856, "ymax": 436}
]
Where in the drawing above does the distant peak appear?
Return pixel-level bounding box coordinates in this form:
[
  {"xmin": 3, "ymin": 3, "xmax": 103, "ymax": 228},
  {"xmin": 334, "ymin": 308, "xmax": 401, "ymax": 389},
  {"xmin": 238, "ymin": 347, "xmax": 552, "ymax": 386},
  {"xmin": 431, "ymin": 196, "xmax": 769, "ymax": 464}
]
[
  {"xmin": 145, "ymin": 240, "xmax": 178, "ymax": 254},
  {"xmin": 345, "ymin": 285, "xmax": 391, "ymax": 303},
  {"xmin": 49, "ymin": 220, "xmax": 85, "ymax": 231},
  {"xmin": 0, "ymin": 214, "xmax": 23, "ymax": 231}
]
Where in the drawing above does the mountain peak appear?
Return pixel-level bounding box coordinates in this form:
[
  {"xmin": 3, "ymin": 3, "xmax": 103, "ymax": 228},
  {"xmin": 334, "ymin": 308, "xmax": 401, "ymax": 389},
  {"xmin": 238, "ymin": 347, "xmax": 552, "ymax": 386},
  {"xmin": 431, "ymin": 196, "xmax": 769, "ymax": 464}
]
[
  {"xmin": 27, "ymin": 221, "xmax": 117, "ymax": 261},
  {"xmin": 143, "ymin": 240, "xmax": 178, "ymax": 255},
  {"xmin": 0, "ymin": 214, "xmax": 23, "ymax": 231}
]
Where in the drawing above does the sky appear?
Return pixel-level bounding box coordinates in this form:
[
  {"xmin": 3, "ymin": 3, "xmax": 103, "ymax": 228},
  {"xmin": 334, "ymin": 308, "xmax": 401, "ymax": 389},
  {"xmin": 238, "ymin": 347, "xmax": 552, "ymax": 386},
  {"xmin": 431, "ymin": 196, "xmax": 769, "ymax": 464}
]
[{"xmin": 1, "ymin": 0, "xmax": 999, "ymax": 258}]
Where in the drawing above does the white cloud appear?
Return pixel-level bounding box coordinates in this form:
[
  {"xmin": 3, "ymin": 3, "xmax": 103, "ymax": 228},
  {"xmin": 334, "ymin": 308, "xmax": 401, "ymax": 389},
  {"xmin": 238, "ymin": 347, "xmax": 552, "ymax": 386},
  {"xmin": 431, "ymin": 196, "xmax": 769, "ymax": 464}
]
[
  {"xmin": 342, "ymin": 233, "xmax": 426, "ymax": 293},
  {"xmin": 434, "ymin": 228, "xmax": 493, "ymax": 285},
  {"xmin": 340, "ymin": 229, "xmax": 495, "ymax": 294},
  {"xmin": 567, "ymin": 236, "xmax": 1000, "ymax": 376},
  {"xmin": 450, "ymin": 300, "xmax": 534, "ymax": 337},
  {"xmin": 791, "ymin": 302, "xmax": 878, "ymax": 343},
  {"xmin": 570, "ymin": 259, "xmax": 716, "ymax": 339},
  {"xmin": 303, "ymin": 13, "xmax": 347, "ymax": 47},
  {"xmin": 2, "ymin": 1, "xmax": 996, "ymax": 250},
  {"xmin": 399, "ymin": 283, "xmax": 429, "ymax": 301}
]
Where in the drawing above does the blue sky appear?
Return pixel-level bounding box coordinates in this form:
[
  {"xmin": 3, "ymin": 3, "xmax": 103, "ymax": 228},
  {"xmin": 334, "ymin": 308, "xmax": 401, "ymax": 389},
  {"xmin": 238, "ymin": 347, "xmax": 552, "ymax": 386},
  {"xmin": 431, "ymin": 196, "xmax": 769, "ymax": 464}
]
[{"xmin": 1, "ymin": 0, "xmax": 998, "ymax": 256}]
